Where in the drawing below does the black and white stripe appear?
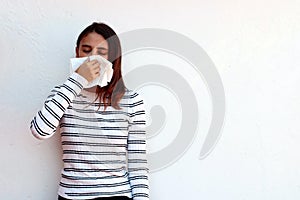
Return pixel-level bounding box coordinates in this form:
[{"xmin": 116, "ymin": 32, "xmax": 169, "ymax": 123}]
[{"xmin": 30, "ymin": 72, "xmax": 149, "ymax": 199}]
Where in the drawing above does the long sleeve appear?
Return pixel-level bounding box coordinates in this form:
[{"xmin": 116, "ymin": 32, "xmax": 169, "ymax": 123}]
[
  {"xmin": 127, "ymin": 92, "xmax": 150, "ymax": 199},
  {"xmin": 30, "ymin": 72, "xmax": 88, "ymax": 140}
]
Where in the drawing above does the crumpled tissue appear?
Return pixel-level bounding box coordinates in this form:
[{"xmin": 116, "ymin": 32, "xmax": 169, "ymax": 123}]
[{"xmin": 70, "ymin": 55, "xmax": 113, "ymax": 88}]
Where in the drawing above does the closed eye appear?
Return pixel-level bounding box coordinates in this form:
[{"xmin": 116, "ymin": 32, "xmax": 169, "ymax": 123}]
[
  {"xmin": 83, "ymin": 50, "xmax": 91, "ymax": 53},
  {"xmin": 98, "ymin": 51, "xmax": 107, "ymax": 56}
]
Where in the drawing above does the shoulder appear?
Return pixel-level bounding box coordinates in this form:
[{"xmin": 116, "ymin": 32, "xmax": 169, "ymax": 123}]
[
  {"xmin": 119, "ymin": 88, "xmax": 146, "ymax": 112},
  {"xmin": 123, "ymin": 88, "xmax": 144, "ymax": 102}
]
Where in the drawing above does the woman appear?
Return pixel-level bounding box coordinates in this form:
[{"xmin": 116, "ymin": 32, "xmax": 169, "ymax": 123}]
[{"xmin": 30, "ymin": 22, "xmax": 149, "ymax": 200}]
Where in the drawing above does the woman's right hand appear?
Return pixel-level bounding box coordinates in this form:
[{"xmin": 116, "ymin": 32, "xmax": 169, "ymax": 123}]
[{"xmin": 75, "ymin": 59, "xmax": 100, "ymax": 82}]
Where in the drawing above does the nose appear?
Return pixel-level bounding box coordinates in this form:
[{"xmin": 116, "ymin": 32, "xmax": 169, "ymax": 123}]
[{"xmin": 90, "ymin": 48, "xmax": 98, "ymax": 56}]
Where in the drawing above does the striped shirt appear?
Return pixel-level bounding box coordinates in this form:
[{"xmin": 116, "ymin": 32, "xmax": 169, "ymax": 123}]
[{"xmin": 30, "ymin": 72, "xmax": 149, "ymax": 200}]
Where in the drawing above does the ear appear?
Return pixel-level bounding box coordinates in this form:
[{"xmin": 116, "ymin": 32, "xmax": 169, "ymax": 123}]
[{"xmin": 75, "ymin": 47, "xmax": 79, "ymax": 58}]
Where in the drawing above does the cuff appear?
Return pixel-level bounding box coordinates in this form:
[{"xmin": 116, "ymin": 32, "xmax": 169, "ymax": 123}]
[{"xmin": 69, "ymin": 72, "xmax": 89, "ymax": 89}]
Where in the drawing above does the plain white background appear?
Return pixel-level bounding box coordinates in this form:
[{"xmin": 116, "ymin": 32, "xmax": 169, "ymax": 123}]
[{"xmin": 0, "ymin": 0, "xmax": 300, "ymax": 199}]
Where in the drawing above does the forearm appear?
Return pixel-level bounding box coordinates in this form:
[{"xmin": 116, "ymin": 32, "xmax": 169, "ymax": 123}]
[
  {"xmin": 128, "ymin": 149, "xmax": 150, "ymax": 199},
  {"xmin": 128, "ymin": 134, "xmax": 150, "ymax": 199},
  {"xmin": 30, "ymin": 72, "xmax": 88, "ymax": 139}
]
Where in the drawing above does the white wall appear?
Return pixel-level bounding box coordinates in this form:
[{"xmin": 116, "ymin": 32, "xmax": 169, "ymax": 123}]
[{"xmin": 1, "ymin": 0, "xmax": 300, "ymax": 199}]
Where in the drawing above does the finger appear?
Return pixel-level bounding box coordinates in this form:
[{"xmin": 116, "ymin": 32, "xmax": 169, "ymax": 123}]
[
  {"xmin": 94, "ymin": 68, "xmax": 100, "ymax": 75},
  {"xmin": 85, "ymin": 60, "xmax": 97, "ymax": 67},
  {"xmin": 92, "ymin": 63, "xmax": 101, "ymax": 70},
  {"xmin": 90, "ymin": 59, "xmax": 99, "ymax": 65}
]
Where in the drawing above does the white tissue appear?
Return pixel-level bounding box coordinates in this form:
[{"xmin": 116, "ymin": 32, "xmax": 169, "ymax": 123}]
[{"xmin": 70, "ymin": 55, "xmax": 113, "ymax": 88}]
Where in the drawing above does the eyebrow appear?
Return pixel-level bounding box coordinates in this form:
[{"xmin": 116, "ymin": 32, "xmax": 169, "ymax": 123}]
[{"xmin": 81, "ymin": 44, "xmax": 108, "ymax": 51}]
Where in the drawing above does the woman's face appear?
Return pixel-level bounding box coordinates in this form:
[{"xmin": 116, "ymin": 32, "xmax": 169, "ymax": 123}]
[{"xmin": 76, "ymin": 32, "xmax": 109, "ymax": 60}]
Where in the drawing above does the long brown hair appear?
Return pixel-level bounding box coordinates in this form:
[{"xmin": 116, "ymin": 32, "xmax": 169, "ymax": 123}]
[{"xmin": 76, "ymin": 22, "xmax": 126, "ymax": 110}]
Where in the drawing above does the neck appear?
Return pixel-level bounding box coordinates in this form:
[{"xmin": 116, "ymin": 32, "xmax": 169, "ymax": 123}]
[{"xmin": 83, "ymin": 86, "xmax": 98, "ymax": 93}]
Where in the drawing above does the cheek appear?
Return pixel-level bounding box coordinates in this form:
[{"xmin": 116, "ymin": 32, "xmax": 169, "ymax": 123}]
[
  {"xmin": 103, "ymin": 55, "xmax": 109, "ymax": 60},
  {"xmin": 77, "ymin": 51, "xmax": 88, "ymax": 58}
]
